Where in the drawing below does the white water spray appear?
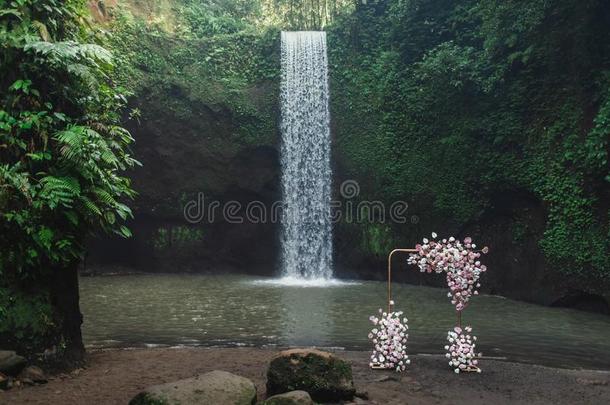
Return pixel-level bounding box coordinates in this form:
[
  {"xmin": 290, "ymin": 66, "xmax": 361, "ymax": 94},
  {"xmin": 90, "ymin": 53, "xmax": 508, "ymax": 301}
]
[{"xmin": 279, "ymin": 31, "xmax": 333, "ymax": 280}]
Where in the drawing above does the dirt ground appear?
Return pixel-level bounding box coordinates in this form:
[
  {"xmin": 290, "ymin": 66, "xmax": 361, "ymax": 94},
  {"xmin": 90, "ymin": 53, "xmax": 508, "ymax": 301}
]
[{"xmin": 1, "ymin": 347, "xmax": 609, "ymax": 405}]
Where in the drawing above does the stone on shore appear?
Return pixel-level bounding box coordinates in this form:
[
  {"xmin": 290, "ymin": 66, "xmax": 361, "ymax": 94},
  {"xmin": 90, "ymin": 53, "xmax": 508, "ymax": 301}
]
[
  {"xmin": 129, "ymin": 370, "xmax": 256, "ymax": 405},
  {"xmin": 18, "ymin": 366, "xmax": 47, "ymax": 384},
  {"xmin": 266, "ymin": 348, "xmax": 355, "ymax": 402},
  {"xmin": 262, "ymin": 390, "xmax": 314, "ymax": 405},
  {"xmin": 0, "ymin": 351, "xmax": 26, "ymax": 376},
  {"xmin": 0, "ymin": 372, "xmax": 9, "ymax": 390}
]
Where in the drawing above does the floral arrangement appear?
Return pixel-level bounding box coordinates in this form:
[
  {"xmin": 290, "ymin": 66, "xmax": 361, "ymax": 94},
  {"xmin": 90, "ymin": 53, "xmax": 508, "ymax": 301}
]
[
  {"xmin": 369, "ymin": 233, "xmax": 488, "ymax": 373},
  {"xmin": 407, "ymin": 232, "xmax": 489, "ymax": 311},
  {"xmin": 445, "ymin": 326, "xmax": 481, "ymax": 373},
  {"xmin": 368, "ymin": 301, "xmax": 411, "ymax": 372}
]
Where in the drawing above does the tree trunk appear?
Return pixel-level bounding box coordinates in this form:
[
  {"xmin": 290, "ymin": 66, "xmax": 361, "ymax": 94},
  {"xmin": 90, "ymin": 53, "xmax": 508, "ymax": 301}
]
[{"xmin": 50, "ymin": 260, "xmax": 85, "ymax": 363}]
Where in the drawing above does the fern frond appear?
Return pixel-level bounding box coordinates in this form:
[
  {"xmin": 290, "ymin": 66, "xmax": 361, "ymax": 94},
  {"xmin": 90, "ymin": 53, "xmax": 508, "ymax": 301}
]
[
  {"xmin": 66, "ymin": 63, "xmax": 98, "ymax": 87},
  {"xmin": 79, "ymin": 195, "xmax": 102, "ymax": 216},
  {"xmin": 93, "ymin": 187, "xmax": 117, "ymax": 207},
  {"xmin": 55, "ymin": 126, "xmax": 86, "ymax": 164},
  {"xmin": 39, "ymin": 176, "xmax": 81, "ymax": 208},
  {"xmin": 108, "ymin": 126, "xmax": 134, "ymax": 143},
  {"xmin": 100, "ymin": 149, "xmax": 118, "ymax": 167},
  {"xmin": 78, "ymin": 43, "xmax": 113, "ymax": 64},
  {"xmin": 25, "ymin": 41, "xmax": 112, "ymax": 65}
]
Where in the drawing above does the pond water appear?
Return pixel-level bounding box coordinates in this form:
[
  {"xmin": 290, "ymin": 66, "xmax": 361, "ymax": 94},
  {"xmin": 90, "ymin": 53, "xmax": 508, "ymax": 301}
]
[{"xmin": 80, "ymin": 274, "xmax": 610, "ymax": 370}]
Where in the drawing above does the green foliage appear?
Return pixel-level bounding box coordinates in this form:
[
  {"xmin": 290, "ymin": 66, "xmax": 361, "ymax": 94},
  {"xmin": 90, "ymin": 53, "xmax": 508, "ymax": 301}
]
[
  {"xmin": 0, "ymin": 0, "xmax": 138, "ymax": 353},
  {"xmin": 0, "ymin": 286, "xmax": 55, "ymax": 352},
  {"xmin": 153, "ymin": 226, "xmax": 204, "ymax": 250},
  {"xmin": 108, "ymin": 1, "xmax": 281, "ymax": 150},
  {"xmin": 260, "ymin": 0, "xmax": 354, "ymax": 30},
  {"xmin": 586, "ymin": 94, "xmax": 610, "ymax": 174},
  {"xmin": 360, "ymin": 224, "xmax": 395, "ymax": 256},
  {"xmin": 328, "ymin": 0, "xmax": 610, "ymax": 281},
  {"xmin": 177, "ymin": 0, "xmax": 259, "ymax": 37}
]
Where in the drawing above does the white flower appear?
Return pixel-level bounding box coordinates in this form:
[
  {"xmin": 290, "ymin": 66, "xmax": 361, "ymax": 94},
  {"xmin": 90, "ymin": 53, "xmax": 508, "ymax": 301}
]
[{"xmin": 368, "ymin": 303, "xmax": 410, "ymax": 373}]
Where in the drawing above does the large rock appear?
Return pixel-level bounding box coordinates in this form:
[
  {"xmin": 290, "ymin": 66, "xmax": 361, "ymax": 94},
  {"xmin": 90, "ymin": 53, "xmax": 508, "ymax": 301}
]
[
  {"xmin": 0, "ymin": 351, "xmax": 26, "ymax": 376},
  {"xmin": 18, "ymin": 365, "xmax": 47, "ymax": 384},
  {"xmin": 262, "ymin": 390, "xmax": 313, "ymax": 405},
  {"xmin": 266, "ymin": 349, "xmax": 355, "ymax": 402},
  {"xmin": 129, "ymin": 370, "xmax": 256, "ymax": 405},
  {"xmin": 0, "ymin": 372, "xmax": 9, "ymax": 390}
]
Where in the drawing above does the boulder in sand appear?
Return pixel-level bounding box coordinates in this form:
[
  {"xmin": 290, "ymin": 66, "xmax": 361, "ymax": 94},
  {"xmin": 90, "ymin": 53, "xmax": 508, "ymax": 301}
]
[
  {"xmin": 0, "ymin": 372, "xmax": 9, "ymax": 390},
  {"xmin": 266, "ymin": 348, "xmax": 355, "ymax": 402},
  {"xmin": 262, "ymin": 390, "xmax": 314, "ymax": 405},
  {"xmin": 18, "ymin": 366, "xmax": 47, "ymax": 384},
  {"xmin": 0, "ymin": 351, "xmax": 26, "ymax": 376},
  {"xmin": 129, "ymin": 370, "xmax": 256, "ymax": 405}
]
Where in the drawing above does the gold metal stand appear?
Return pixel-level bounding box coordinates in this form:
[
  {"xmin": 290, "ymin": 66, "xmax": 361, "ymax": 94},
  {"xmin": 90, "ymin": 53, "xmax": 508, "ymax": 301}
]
[
  {"xmin": 386, "ymin": 249, "xmax": 417, "ymax": 313},
  {"xmin": 387, "ymin": 248, "xmax": 466, "ymax": 325}
]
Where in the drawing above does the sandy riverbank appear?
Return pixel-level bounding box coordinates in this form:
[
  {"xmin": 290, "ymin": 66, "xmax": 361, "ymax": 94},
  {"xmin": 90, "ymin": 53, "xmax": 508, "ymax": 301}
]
[{"xmin": 2, "ymin": 347, "xmax": 609, "ymax": 404}]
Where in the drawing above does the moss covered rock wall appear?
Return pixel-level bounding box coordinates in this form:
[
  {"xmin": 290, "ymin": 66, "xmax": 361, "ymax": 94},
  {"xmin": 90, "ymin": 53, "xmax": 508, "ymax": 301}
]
[{"xmin": 87, "ymin": 1, "xmax": 283, "ymax": 273}]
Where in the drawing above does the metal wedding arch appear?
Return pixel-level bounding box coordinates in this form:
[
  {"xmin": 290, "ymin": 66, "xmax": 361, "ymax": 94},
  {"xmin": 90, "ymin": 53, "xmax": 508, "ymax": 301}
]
[{"xmin": 372, "ymin": 248, "xmax": 482, "ymax": 372}]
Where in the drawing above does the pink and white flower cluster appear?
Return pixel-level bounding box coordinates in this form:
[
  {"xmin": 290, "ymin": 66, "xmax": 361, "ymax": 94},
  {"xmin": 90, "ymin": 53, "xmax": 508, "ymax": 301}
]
[
  {"xmin": 445, "ymin": 326, "xmax": 481, "ymax": 373},
  {"xmin": 368, "ymin": 301, "xmax": 411, "ymax": 372},
  {"xmin": 407, "ymin": 233, "xmax": 489, "ymax": 311}
]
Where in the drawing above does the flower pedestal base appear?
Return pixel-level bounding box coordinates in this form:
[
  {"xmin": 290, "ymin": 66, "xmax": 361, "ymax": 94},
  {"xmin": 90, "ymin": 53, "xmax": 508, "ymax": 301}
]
[
  {"xmin": 462, "ymin": 365, "xmax": 481, "ymax": 373},
  {"xmin": 370, "ymin": 363, "xmax": 390, "ymax": 370}
]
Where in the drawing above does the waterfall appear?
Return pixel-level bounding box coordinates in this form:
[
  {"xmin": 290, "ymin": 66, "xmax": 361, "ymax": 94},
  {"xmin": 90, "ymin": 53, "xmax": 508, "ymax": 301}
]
[{"xmin": 280, "ymin": 31, "xmax": 333, "ymax": 280}]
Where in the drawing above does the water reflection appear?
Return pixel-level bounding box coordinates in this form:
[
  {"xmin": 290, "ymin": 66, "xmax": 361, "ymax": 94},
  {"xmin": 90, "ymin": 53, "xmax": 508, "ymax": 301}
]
[
  {"xmin": 276, "ymin": 282, "xmax": 334, "ymax": 347},
  {"xmin": 80, "ymin": 274, "xmax": 610, "ymax": 369}
]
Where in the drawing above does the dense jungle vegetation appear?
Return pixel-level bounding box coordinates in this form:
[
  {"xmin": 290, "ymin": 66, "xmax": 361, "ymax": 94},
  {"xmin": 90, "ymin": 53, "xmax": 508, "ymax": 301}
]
[
  {"xmin": 1, "ymin": 0, "xmax": 609, "ymax": 360},
  {"xmin": 0, "ymin": 0, "xmax": 138, "ymax": 359},
  {"xmin": 330, "ymin": 0, "xmax": 610, "ymax": 281}
]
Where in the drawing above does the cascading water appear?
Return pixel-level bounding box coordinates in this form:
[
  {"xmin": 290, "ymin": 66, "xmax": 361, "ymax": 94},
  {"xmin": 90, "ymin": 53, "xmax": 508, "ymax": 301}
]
[{"xmin": 279, "ymin": 31, "xmax": 333, "ymax": 281}]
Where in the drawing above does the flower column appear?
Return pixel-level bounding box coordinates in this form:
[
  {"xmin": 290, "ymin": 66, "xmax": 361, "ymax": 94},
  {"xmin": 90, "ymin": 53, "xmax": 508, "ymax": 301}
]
[{"xmin": 368, "ymin": 301, "xmax": 411, "ymax": 371}]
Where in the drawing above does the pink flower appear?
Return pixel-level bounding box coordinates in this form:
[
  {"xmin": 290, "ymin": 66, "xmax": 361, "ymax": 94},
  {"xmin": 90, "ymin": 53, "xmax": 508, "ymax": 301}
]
[{"xmin": 407, "ymin": 233, "xmax": 488, "ymax": 312}]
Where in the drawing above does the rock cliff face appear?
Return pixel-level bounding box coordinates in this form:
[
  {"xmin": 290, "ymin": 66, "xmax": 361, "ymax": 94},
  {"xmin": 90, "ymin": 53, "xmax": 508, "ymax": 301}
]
[{"xmin": 88, "ymin": 82, "xmax": 281, "ymax": 274}]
